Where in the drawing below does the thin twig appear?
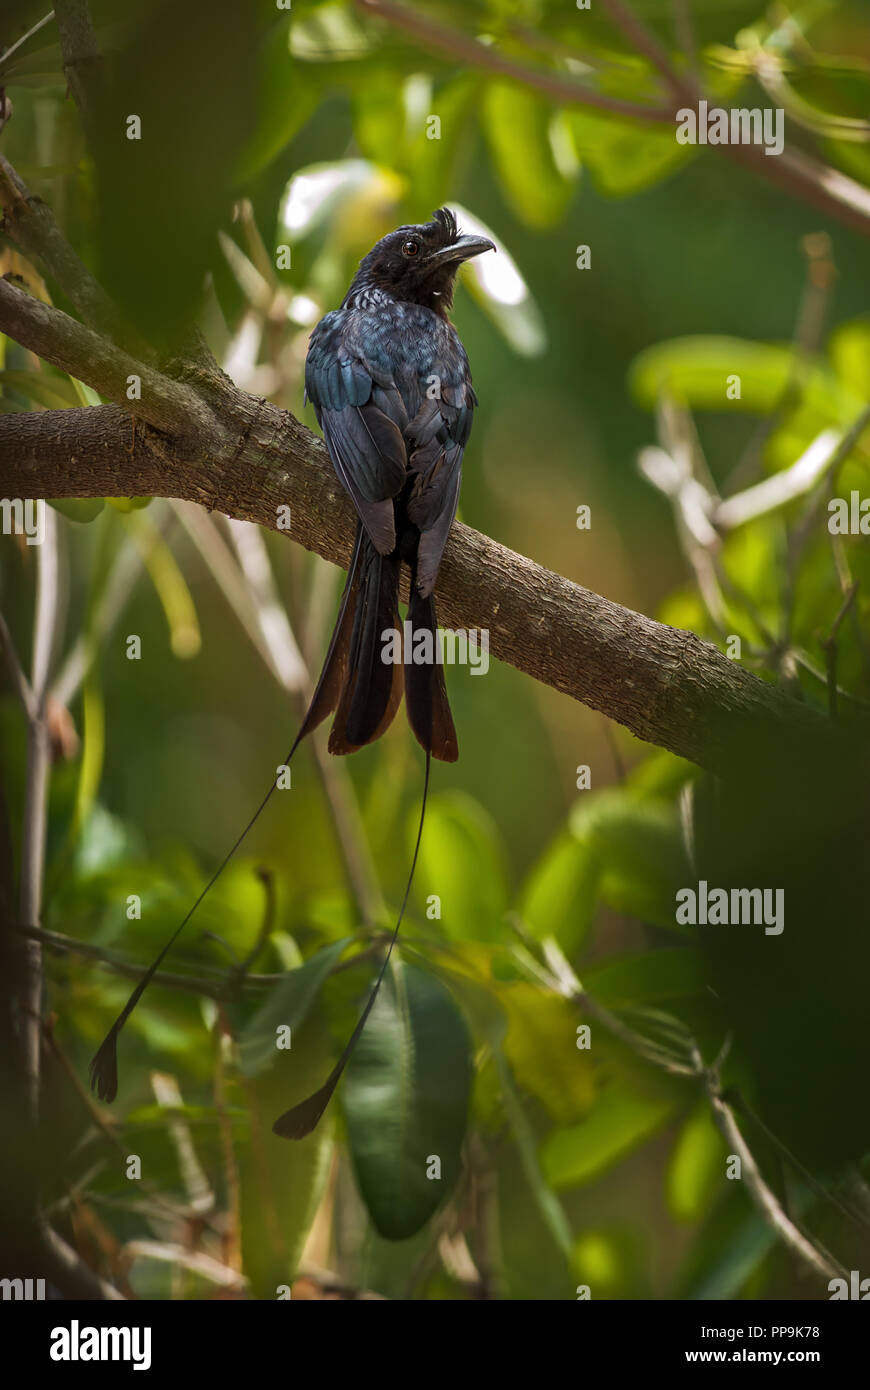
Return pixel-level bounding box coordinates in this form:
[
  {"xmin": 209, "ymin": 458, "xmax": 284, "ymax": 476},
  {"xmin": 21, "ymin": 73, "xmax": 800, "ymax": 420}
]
[
  {"xmin": 0, "ymin": 607, "xmax": 35, "ymax": 717},
  {"xmin": 40, "ymin": 1220, "xmax": 125, "ymax": 1300},
  {"xmin": 728, "ymin": 1086, "xmax": 870, "ymax": 1238},
  {"xmin": 818, "ymin": 581, "xmax": 859, "ymax": 719},
  {"xmin": 783, "ymin": 402, "xmax": 870, "ymax": 644},
  {"xmin": 0, "ymin": 154, "xmax": 145, "ymax": 352},
  {"xmin": 599, "ymin": 0, "xmax": 694, "ymax": 98},
  {"xmin": 528, "ymin": 933, "xmax": 849, "ymax": 1286},
  {"xmin": 42, "ymin": 1016, "xmax": 223, "ymax": 1231},
  {"xmin": 697, "ymin": 1049, "xmax": 848, "ymax": 1284},
  {"xmin": 14, "ymin": 921, "xmax": 289, "ymax": 995},
  {"xmin": 213, "ymin": 1008, "xmax": 242, "ymax": 1274},
  {"xmin": 19, "ymin": 504, "xmax": 59, "ymax": 1119},
  {"xmin": 354, "ymin": 0, "xmax": 675, "ymax": 121},
  {"xmin": 670, "ymin": 0, "xmax": 701, "ymax": 88},
  {"xmin": 0, "ymin": 12, "xmax": 54, "ymax": 67},
  {"xmin": 597, "ymin": 0, "xmax": 870, "ymax": 237},
  {"xmin": 725, "ymin": 235, "xmax": 836, "ymax": 495},
  {"xmin": 16, "ymin": 919, "xmax": 387, "ymax": 994},
  {"xmin": 52, "ymin": 519, "xmax": 150, "ymax": 708}
]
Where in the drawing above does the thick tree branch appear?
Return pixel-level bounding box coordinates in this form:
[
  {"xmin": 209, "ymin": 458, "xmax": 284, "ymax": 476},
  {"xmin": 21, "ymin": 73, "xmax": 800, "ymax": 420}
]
[{"xmin": 0, "ymin": 399, "xmax": 831, "ymax": 772}]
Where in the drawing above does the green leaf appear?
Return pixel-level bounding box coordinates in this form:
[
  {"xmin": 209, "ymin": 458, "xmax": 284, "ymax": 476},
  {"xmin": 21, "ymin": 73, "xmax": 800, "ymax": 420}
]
[
  {"xmin": 627, "ymin": 750, "xmax": 697, "ymax": 800},
  {"xmin": 500, "ymin": 983, "xmax": 595, "ymax": 1123},
  {"xmin": 48, "ymin": 498, "xmax": 106, "ymax": 523},
  {"xmin": 676, "ymin": 1193, "xmax": 776, "ymax": 1300},
  {"xmin": 407, "ymin": 75, "xmax": 479, "ymax": 210},
  {"xmin": 830, "ymin": 319, "xmax": 870, "ymax": 400},
  {"xmin": 542, "ymin": 1084, "xmax": 676, "ymax": 1189},
  {"xmin": 573, "ymin": 1229, "xmax": 635, "ymax": 1298},
  {"xmin": 238, "ymin": 938, "xmax": 351, "ymax": 1077},
  {"xmin": 0, "ymin": 369, "xmax": 81, "ymax": 409},
  {"xmin": 414, "ymin": 791, "xmax": 509, "ymax": 942},
  {"xmin": 106, "ymin": 497, "xmax": 153, "ymax": 512},
  {"xmin": 629, "ymin": 336, "xmax": 857, "ymax": 423},
  {"xmin": 238, "ymin": 19, "xmax": 320, "ymax": 177},
  {"xmin": 571, "ymin": 791, "xmax": 689, "ymax": 931},
  {"xmin": 72, "ymin": 802, "xmax": 142, "ymax": 875},
  {"xmin": 567, "ymin": 108, "xmax": 694, "ymax": 196},
  {"xmin": 125, "ymin": 511, "xmax": 200, "ymax": 658},
  {"xmin": 482, "ymin": 81, "xmax": 575, "ymax": 228},
  {"xmin": 519, "ymin": 832, "xmax": 600, "ymax": 955},
  {"xmin": 667, "ymin": 1102, "xmax": 727, "ymax": 1222},
  {"xmin": 342, "ymin": 959, "xmax": 472, "ymax": 1240},
  {"xmin": 584, "ymin": 947, "xmax": 704, "ymax": 1006},
  {"xmin": 351, "ymin": 66, "xmax": 408, "ymax": 164},
  {"xmin": 290, "ymin": 3, "xmax": 373, "ymax": 62}
]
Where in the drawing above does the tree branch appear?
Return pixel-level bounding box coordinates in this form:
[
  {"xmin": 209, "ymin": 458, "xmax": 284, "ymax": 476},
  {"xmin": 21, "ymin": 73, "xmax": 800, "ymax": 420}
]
[
  {"xmin": 596, "ymin": 0, "xmax": 870, "ymax": 238},
  {"xmin": 0, "ymin": 153, "xmax": 149, "ymax": 353},
  {"xmin": 699, "ymin": 1055, "xmax": 848, "ymax": 1285},
  {"xmin": 40, "ymin": 1220, "xmax": 125, "ymax": 1300},
  {"xmin": 15, "ymin": 921, "xmax": 289, "ymax": 996},
  {"xmin": 355, "ymin": 0, "xmax": 674, "ymax": 122},
  {"xmin": 0, "ymin": 398, "xmax": 832, "ymax": 773},
  {"xmin": 358, "ymin": 0, "xmax": 870, "ymax": 239},
  {"xmin": 0, "ymin": 276, "xmax": 210, "ymax": 433},
  {"xmin": 539, "ymin": 938, "xmax": 848, "ymax": 1286},
  {"xmin": 53, "ymin": 0, "xmax": 102, "ymax": 128}
]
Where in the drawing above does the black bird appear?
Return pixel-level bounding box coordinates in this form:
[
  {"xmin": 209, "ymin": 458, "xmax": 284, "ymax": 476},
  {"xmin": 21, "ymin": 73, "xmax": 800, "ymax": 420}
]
[
  {"xmin": 89, "ymin": 210, "xmax": 494, "ymax": 1134},
  {"xmin": 297, "ymin": 207, "xmax": 495, "ymax": 762}
]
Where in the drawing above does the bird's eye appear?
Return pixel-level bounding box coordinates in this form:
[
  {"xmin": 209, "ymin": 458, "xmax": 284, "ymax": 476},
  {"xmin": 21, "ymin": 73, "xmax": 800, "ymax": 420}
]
[{"xmin": 402, "ymin": 240, "xmax": 420, "ymax": 258}]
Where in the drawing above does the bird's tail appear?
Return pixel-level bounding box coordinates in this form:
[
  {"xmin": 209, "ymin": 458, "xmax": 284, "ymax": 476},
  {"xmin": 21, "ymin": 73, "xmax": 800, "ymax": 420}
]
[
  {"xmin": 303, "ymin": 523, "xmax": 457, "ymax": 762},
  {"xmin": 404, "ymin": 562, "xmax": 459, "ymax": 763},
  {"xmin": 313, "ymin": 522, "xmax": 404, "ymax": 755}
]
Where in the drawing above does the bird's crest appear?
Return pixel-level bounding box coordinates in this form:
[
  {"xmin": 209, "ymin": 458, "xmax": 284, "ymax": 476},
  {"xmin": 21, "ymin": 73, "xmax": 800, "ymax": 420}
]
[{"xmin": 432, "ymin": 207, "xmax": 459, "ymax": 242}]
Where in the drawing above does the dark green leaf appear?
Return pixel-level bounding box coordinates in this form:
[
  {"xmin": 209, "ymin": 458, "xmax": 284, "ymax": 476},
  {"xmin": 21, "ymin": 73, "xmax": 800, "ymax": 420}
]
[{"xmin": 342, "ymin": 959, "xmax": 472, "ymax": 1240}]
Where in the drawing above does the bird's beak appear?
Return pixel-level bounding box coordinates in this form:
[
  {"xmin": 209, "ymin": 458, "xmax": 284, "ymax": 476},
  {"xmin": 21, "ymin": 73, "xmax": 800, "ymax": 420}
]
[{"xmin": 426, "ymin": 234, "xmax": 496, "ymax": 266}]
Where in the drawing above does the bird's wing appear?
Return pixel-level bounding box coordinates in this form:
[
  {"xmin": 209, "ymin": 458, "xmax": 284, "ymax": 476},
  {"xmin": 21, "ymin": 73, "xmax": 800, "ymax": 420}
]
[
  {"xmin": 405, "ymin": 364, "xmax": 478, "ymax": 597},
  {"xmin": 305, "ymin": 313, "xmax": 408, "ymax": 555}
]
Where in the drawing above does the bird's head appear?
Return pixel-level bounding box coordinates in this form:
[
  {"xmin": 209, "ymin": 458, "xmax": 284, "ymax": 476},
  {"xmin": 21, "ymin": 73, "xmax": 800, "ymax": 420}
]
[{"xmin": 347, "ymin": 208, "xmax": 495, "ymax": 313}]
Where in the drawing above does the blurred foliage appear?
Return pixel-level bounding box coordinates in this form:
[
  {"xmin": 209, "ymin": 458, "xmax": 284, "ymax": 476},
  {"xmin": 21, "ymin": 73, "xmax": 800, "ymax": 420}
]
[{"xmin": 2, "ymin": 0, "xmax": 870, "ymax": 1300}]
